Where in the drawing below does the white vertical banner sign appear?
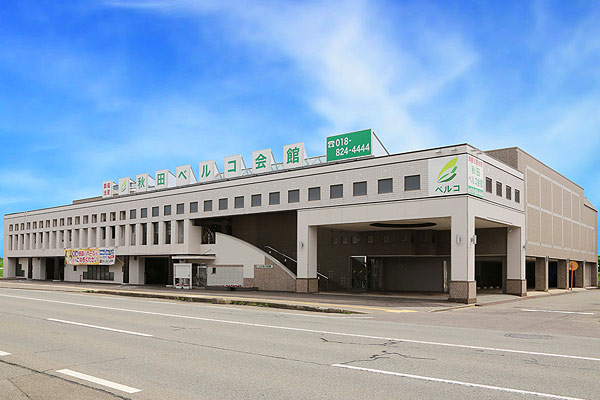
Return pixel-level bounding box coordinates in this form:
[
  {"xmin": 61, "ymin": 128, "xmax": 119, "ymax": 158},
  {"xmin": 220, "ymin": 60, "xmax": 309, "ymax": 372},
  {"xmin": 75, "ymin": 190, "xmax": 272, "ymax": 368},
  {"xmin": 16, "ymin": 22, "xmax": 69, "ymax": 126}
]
[
  {"xmin": 198, "ymin": 160, "xmax": 218, "ymax": 183},
  {"xmin": 135, "ymin": 173, "xmax": 155, "ymax": 192},
  {"xmin": 283, "ymin": 143, "xmax": 306, "ymax": 169},
  {"xmin": 467, "ymin": 155, "xmax": 484, "ymax": 197},
  {"xmin": 155, "ymin": 169, "xmax": 175, "ymax": 189}
]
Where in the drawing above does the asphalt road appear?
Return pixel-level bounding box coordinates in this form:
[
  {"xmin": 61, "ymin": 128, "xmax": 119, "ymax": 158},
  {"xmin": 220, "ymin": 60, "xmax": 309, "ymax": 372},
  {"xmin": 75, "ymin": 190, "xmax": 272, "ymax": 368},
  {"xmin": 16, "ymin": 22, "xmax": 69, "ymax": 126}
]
[{"xmin": 1, "ymin": 287, "xmax": 599, "ymax": 399}]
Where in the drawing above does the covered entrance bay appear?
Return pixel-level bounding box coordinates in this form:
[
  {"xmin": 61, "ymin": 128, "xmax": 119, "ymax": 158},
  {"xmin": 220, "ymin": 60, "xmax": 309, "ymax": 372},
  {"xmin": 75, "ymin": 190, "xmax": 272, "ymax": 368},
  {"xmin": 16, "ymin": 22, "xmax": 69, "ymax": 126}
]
[{"xmin": 144, "ymin": 257, "xmax": 170, "ymax": 285}]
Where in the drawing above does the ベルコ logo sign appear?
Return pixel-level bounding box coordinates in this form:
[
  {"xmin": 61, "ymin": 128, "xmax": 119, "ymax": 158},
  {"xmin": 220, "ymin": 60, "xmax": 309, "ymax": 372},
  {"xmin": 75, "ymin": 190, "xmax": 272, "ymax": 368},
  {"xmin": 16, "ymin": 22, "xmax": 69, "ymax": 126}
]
[{"xmin": 437, "ymin": 157, "xmax": 458, "ymax": 183}]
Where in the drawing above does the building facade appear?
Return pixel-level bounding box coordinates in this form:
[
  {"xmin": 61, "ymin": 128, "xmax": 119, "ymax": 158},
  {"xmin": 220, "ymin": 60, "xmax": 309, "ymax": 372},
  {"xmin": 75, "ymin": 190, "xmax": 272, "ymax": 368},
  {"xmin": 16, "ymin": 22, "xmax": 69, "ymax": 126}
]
[{"xmin": 3, "ymin": 142, "xmax": 598, "ymax": 303}]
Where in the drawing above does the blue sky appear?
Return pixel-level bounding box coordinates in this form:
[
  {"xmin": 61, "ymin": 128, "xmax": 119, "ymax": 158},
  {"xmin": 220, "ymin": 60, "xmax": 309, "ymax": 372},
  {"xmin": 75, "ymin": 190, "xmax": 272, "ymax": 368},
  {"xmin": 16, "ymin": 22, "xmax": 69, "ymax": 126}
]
[{"xmin": 1, "ymin": 0, "xmax": 599, "ymax": 256}]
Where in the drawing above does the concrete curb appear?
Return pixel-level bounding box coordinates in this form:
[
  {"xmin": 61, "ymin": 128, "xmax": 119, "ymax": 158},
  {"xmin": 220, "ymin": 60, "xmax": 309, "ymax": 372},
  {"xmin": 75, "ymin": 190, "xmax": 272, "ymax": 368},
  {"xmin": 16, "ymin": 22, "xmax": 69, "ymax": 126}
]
[{"xmin": 91, "ymin": 289, "xmax": 360, "ymax": 314}]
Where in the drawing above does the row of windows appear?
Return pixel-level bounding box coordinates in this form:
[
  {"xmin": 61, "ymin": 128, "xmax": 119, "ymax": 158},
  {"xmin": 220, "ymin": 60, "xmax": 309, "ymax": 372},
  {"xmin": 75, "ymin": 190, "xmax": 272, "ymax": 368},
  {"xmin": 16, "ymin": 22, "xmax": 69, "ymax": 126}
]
[
  {"xmin": 485, "ymin": 177, "xmax": 521, "ymax": 203},
  {"xmin": 8, "ymin": 177, "xmax": 414, "ymax": 232}
]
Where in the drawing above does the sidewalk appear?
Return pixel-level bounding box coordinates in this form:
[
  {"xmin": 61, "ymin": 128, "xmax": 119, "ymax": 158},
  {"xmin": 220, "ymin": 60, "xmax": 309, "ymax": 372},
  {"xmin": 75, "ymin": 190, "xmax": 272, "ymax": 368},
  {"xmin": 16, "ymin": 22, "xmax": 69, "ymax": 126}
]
[{"xmin": 0, "ymin": 279, "xmax": 594, "ymax": 314}]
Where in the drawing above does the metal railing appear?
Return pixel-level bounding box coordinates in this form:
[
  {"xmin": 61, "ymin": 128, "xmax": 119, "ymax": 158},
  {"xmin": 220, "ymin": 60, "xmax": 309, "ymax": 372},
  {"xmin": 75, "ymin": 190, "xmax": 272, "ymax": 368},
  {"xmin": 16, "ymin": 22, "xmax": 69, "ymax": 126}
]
[{"xmin": 264, "ymin": 245, "xmax": 329, "ymax": 280}]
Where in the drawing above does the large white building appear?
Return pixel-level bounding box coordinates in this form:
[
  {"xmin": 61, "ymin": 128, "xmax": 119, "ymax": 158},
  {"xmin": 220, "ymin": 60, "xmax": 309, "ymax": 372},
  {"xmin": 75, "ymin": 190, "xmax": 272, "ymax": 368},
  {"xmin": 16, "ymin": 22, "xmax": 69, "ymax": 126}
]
[{"xmin": 3, "ymin": 131, "xmax": 598, "ymax": 303}]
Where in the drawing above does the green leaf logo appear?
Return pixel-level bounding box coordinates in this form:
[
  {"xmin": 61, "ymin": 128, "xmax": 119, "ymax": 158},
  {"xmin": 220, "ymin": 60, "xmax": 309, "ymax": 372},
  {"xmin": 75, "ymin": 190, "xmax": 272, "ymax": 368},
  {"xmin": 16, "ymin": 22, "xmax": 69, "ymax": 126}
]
[{"xmin": 437, "ymin": 157, "xmax": 458, "ymax": 183}]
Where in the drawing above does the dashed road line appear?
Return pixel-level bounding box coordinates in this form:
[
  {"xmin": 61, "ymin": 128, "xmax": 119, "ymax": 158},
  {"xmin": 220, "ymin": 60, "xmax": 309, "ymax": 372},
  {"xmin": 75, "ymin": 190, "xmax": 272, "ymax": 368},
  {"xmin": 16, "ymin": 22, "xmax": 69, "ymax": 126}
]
[
  {"xmin": 47, "ymin": 318, "xmax": 153, "ymax": 337},
  {"xmin": 57, "ymin": 369, "xmax": 141, "ymax": 394}
]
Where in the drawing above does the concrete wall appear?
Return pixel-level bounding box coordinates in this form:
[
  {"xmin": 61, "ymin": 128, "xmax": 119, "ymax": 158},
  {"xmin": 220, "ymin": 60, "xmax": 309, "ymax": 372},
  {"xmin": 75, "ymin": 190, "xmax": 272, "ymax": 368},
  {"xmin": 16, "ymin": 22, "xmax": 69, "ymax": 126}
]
[{"xmin": 206, "ymin": 265, "xmax": 243, "ymax": 286}]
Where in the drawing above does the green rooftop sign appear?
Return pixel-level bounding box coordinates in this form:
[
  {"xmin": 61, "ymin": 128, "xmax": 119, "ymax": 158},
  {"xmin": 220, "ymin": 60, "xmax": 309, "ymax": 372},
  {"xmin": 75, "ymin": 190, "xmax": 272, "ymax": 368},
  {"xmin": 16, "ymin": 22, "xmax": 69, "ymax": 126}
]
[{"xmin": 326, "ymin": 129, "xmax": 372, "ymax": 162}]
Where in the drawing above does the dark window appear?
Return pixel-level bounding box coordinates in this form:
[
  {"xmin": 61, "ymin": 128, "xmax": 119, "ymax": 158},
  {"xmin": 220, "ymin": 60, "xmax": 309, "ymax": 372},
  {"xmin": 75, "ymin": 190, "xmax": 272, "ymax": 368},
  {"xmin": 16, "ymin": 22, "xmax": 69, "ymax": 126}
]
[
  {"xmin": 141, "ymin": 208, "xmax": 148, "ymax": 218},
  {"xmin": 83, "ymin": 216, "xmax": 88, "ymax": 224},
  {"xmin": 251, "ymin": 194, "xmax": 261, "ymax": 207},
  {"xmin": 288, "ymin": 189, "xmax": 300, "ymax": 203},
  {"xmin": 269, "ymin": 192, "xmax": 280, "ymax": 205},
  {"xmin": 152, "ymin": 206, "xmax": 159, "ymax": 217},
  {"xmin": 496, "ymin": 182, "xmax": 502, "ymax": 197},
  {"xmin": 67, "ymin": 217, "xmax": 73, "ymax": 225},
  {"xmin": 165, "ymin": 221, "xmax": 171, "ymax": 244},
  {"xmin": 219, "ymin": 198, "xmax": 228, "ymax": 210},
  {"xmin": 164, "ymin": 205, "xmax": 172, "ymax": 216},
  {"xmin": 177, "ymin": 203, "xmax": 184, "ymax": 214},
  {"xmin": 177, "ymin": 220, "xmax": 184, "ymax": 244},
  {"xmin": 111, "ymin": 226, "xmax": 115, "ymax": 240},
  {"xmin": 130, "ymin": 209, "xmax": 136, "ymax": 219},
  {"xmin": 101, "ymin": 227, "xmax": 106, "ymax": 240},
  {"xmin": 506, "ymin": 186, "xmax": 512, "ymax": 200},
  {"xmin": 308, "ymin": 187, "xmax": 320, "ymax": 201},
  {"xmin": 153, "ymin": 222, "xmax": 159, "ymax": 245},
  {"xmin": 119, "ymin": 211, "xmax": 125, "ymax": 220},
  {"xmin": 353, "ymin": 181, "xmax": 367, "ymax": 196},
  {"xmin": 404, "ymin": 175, "xmax": 421, "ymax": 191},
  {"xmin": 515, "ymin": 189, "xmax": 521, "ymax": 203},
  {"xmin": 141, "ymin": 223, "xmax": 147, "ymax": 245},
  {"xmin": 204, "ymin": 200, "xmax": 213, "ymax": 212},
  {"xmin": 83, "ymin": 265, "xmax": 114, "ymax": 281},
  {"xmin": 234, "ymin": 196, "xmax": 244, "ymax": 209},
  {"xmin": 130, "ymin": 224, "xmax": 136, "ymax": 245},
  {"xmin": 378, "ymin": 178, "xmax": 393, "ymax": 194},
  {"xmin": 485, "ymin": 177, "xmax": 493, "ymax": 193},
  {"xmin": 190, "ymin": 202, "xmax": 198, "ymax": 213},
  {"xmin": 330, "ymin": 184, "xmax": 343, "ymax": 199}
]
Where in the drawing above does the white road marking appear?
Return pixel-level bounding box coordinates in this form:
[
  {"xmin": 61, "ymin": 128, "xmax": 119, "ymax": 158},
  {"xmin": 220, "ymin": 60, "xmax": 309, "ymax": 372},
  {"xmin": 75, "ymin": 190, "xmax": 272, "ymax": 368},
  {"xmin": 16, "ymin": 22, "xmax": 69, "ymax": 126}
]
[
  {"xmin": 2, "ymin": 293, "xmax": 600, "ymax": 363},
  {"xmin": 331, "ymin": 364, "xmax": 584, "ymax": 400},
  {"xmin": 521, "ymin": 309, "xmax": 594, "ymax": 315},
  {"xmin": 277, "ymin": 312, "xmax": 373, "ymax": 319},
  {"xmin": 47, "ymin": 318, "xmax": 153, "ymax": 337},
  {"xmin": 56, "ymin": 369, "xmax": 141, "ymax": 394},
  {"xmin": 0, "ymin": 351, "xmax": 11, "ymax": 356}
]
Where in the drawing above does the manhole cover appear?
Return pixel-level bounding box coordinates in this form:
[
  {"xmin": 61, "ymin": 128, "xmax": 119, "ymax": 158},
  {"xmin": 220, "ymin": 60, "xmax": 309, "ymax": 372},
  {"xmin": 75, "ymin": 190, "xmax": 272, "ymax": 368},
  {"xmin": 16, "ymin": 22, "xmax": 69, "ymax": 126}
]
[{"xmin": 505, "ymin": 333, "xmax": 552, "ymax": 340}]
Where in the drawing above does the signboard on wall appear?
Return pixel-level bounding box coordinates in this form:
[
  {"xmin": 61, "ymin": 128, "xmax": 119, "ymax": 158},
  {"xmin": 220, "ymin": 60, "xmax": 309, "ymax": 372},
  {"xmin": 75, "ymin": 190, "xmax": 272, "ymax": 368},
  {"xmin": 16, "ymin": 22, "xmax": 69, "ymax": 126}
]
[
  {"xmin": 64, "ymin": 248, "xmax": 115, "ymax": 265},
  {"xmin": 467, "ymin": 155, "xmax": 484, "ymax": 197},
  {"xmin": 326, "ymin": 129, "xmax": 372, "ymax": 162},
  {"xmin": 428, "ymin": 155, "xmax": 466, "ymax": 197}
]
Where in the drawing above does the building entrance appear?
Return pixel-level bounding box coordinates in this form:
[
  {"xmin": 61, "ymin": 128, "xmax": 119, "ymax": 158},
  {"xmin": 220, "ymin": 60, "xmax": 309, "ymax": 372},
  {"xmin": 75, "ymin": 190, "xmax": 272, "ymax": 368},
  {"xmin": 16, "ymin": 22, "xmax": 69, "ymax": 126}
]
[
  {"xmin": 475, "ymin": 260, "xmax": 503, "ymax": 290},
  {"xmin": 144, "ymin": 257, "xmax": 169, "ymax": 285}
]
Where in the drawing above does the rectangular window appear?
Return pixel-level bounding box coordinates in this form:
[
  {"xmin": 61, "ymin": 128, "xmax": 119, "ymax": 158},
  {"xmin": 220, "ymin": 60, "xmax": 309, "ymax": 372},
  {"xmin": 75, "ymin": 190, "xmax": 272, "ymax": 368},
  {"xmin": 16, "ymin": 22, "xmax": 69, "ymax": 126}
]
[
  {"xmin": 9, "ymin": 224, "xmax": 12, "ymax": 232},
  {"xmin": 101, "ymin": 227, "xmax": 106, "ymax": 240},
  {"xmin": 110, "ymin": 212, "xmax": 116, "ymax": 222},
  {"xmin": 152, "ymin": 206, "xmax": 159, "ymax": 217},
  {"xmin": 83, "ymin": 265, "xmax": 114, "ymax": 281},
  {"xmin": 234, "ymin": 196, "xmax": 244, "ymax": 209},
  {"xmin": 251, "ymin": 194, "xmax": 261, "ymax": 207},
  {"xmin": 165, "ymin": 221, "xmax": 171, "ymax": 244},
  {"xmin": 378, "ymin": 178, "xmax": 393, "ymax": 194},
  {"xmin": 141, "ymin": 223, "xmax": 147, "ymax": 245},
  {"xmin": 515, "ymin": 189, "xmax": 521, "ymax": 203},
  {"xmin": 100, "ymin": 214, "xmax": 106, "ymax": 222},
  {"xmin": 110, "ymin": 226, "xmax": 115, "ymax": 240},
  {"xmin": 496, "ymin": 181, "xmax": 502, "ymax": 197},
  {"xmin": 27, "ymin": 222, "xmax": 31, "ymax": 230},
  {"xmin": 269, "ymin": 192, "xmax": 280, "ymax": 205},
  {"xmin": 130, "ymin": 224, "xmax": 136, "ymax": 245},
  {"xmin": 75, "ymin": 216, "xmax": 80, "ymax": 225},
  {"xmin": 83, "ymin": 216, "xmax": 88, "ymax": 224},
  {"xmin": 164, "ymin": 205, "xmax": 172, "ymax": 216},
  {"xmin": 176, "ymin": 203, "xmax": 184, "ymax": 214},
  {"xmin": 67, "ymin": 217, "xmax": 72, "ymax": 225},
  {"xmin": 353, "ymin": 181, "xmax": 367, "ymax": 196},
  {"xmin": 177, "ymin": 220, "xmax": 184, "ymax": 244},
  {"xmin": 190, "ymin": 202, "xmax": 198, "ymax": 213},
  {"xmin": 330, "ymin": 184, "xmax": 343, "ymax": 199},
  {"xmin": 288, "ymin": 189, "xmax": 300, "ymax": 203},
  {"xmin": 485, "ymin": 177, "xmax": 493, "ymax": 193},
  {"xmin": 308, "ymin": 187, "xmax": 320, "ymax": 201},
  {"xmin": 60, "ymin": 218, "xmax": 65, "ymax": 226},
  {"xmin": 153, "ymin": 222, "xmax": 159, "ymax": 245},
  {"xmin": 404, "ymin": 175, "xmax": 421, "ymax": 191},
  {"xmin": 33, "ymin": 222, "xmax": 37, "ymax": 229},
  {"xmin": 130, "ymin": 209, "xmax": 136, "ymax": 219},
  {"xmin": 204, "ymin": 200, "xmax": 213, "ymax": 212},
  {"xmin": 219, "ymin": 198, "xmax": 228, "ymax": 210},
  {"xmin": 141, "ymin": 208, "xmax": 148, "ymax": 218},
  {"xmin": 119, "ymin": 211, "xmax": 126, "ymax": 220},
  {"xmin": 506, "ymin": 186, "xmax": 512, "ymax": 200}
]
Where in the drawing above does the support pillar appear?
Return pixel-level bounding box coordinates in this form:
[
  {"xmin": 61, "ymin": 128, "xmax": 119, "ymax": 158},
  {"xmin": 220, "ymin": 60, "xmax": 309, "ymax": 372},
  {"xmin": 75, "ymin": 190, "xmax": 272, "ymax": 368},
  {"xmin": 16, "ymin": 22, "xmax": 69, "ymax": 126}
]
[
  {"xmin": 535, "ymin": 257, "xmax": 548, "ymax": 291},
  {"xmin": 557, "ymin": 259, "xmax": 568, "ymax": 289},
  {"xmin": 296, "ymin": 223, "xmax": 318, "ymax": 293},
  {"xmin": 449, "ymin": 213, "xmax": 476, "ymax": 303},
  {"xmin": 4, "ymin": 257, "xmax": 17, "ymax": 278},
  {"xmin": 591, "ymin": 262, "xmax": 599, "ymax": 287},
  {"xmin": 506, "ymin": 226, "xmax": 526, "ymax": 296}
]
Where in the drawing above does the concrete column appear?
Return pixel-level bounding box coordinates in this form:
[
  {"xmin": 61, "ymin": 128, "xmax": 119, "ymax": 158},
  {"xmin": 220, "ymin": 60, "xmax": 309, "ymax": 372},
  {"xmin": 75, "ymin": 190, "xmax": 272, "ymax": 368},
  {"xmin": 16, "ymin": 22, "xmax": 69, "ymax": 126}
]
[
  {"xmin": 170, "ymin": 222, "xmax": 177, "ymax": 246},
  {"xmin": 574, "ymin": 260, "xmax": 584, "ymax": 288},
  {"xmin": 591, "ymin": 262, "xmax": 599, "ymax": 287},
  {"xmin": 125, "ymin": 224, "xmax": 131, "ymax": 247},
  {"xmin": 158, "ymin": 221, "xmax": 164, "ymax": 246},
  {"xmin": 535, "ymin": 257, "xmax": 548, "ymax": 291},
  {"xmin": 296, "ymin": 223, "xmax": 318, "ymax": 293},
  {"xmin": 449, "ymin": 213, "xmax": 476, "ymax": 303},
  {"xmin": 506, "ymin": 226, "xmax": 526, "ymax": 296},
  {"xmin": 50, "ymin": 231, "xmax": 56, "ymax": 249},
  {"xmin": 583, "ymin": 262, "xmax": 591, "ymax": 287},
  {"xmin": 557, "ymin": 259, "xmax": 568, "ymax": 289},
  {"xmin": 4, "ymin": 257, "xmax": 17, "ymax": 278}
]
